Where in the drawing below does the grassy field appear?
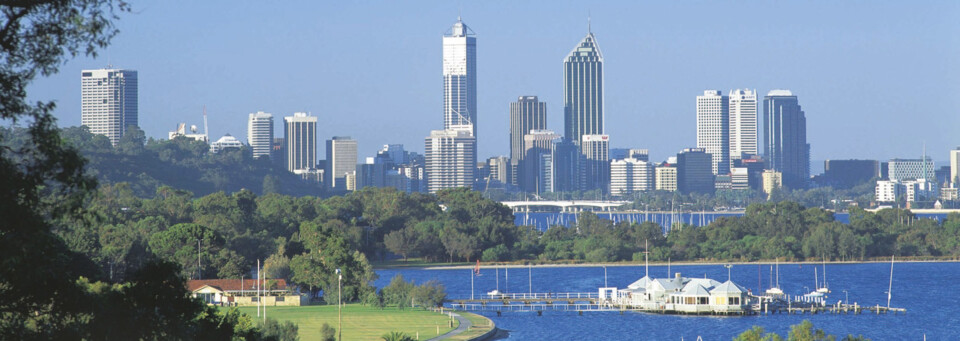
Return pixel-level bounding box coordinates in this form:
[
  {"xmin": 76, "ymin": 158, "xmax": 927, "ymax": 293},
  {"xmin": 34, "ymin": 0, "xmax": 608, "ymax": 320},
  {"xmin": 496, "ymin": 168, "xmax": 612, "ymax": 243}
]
[{"xmin": 236, "ymin": 304, "xmax": 456, "ymax": 340}]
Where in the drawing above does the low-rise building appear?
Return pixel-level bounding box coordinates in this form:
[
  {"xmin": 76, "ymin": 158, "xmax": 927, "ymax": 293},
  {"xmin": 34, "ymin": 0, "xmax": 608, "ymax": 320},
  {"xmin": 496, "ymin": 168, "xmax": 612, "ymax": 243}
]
[
  {"xmin": 762, "ymin": 170, "xmax": 782, "ymax": 195},
  {"xmin": 188, "ymin": 279, "xmax": 305, "ymax": 307}
]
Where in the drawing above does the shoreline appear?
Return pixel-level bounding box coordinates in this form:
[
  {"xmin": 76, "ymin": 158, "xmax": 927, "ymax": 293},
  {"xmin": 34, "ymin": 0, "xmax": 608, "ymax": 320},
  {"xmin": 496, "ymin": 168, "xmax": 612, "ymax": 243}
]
[{"xmin": 418, "ymin": 258, "xmax": 960, "ymax": 270}]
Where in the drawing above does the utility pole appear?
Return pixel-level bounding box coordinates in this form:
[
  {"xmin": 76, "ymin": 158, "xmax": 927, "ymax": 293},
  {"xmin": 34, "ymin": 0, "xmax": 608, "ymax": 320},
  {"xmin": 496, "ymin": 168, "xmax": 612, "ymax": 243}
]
[
  {"xmin": 337, "ymin": 268, "xmax": 342, "ymax": 341},
  {"xmin": 197, "ymin": 239, "xmax": 202, "ymax": 280}
]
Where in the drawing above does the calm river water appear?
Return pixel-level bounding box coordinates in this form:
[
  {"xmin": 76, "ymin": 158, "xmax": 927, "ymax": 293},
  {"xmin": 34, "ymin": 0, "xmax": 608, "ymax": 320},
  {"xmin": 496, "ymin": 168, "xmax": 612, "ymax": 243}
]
[{"xmin": 375, "ymin": 262, "xmax": 959, "ymax": 340}]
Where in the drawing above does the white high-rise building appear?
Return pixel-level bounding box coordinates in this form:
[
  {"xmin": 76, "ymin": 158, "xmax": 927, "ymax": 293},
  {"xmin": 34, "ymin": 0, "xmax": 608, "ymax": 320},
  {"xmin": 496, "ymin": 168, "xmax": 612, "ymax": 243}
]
[
  {"xmin": 424, "ymin": 127, "xmax": 476, "ymax": 193},
  {"xmin": 610, "ymin": 158, "xmax": 655, "ymax": 195},
  {"xmin": 696, "ymin": 90, "xmax": 730, "ymax": 175},
  {"xmin": 728, "ymin": 88, "xmax": 758, "ymax": 162},
  {"xmin": 443, "ymin": 17, "xmax": 477, "ymax": 138},
  {"xmin": 950, "ymin": 148, "xmax": 960, "ymax": 186},
  {"xmin": 875, "ymin": 180, "xmax": 900, "ymax": 202},
  {"xmin": 81, "ymin": 68, "xmax": 138, "ymax": 146},
  {"xmin": 326, "ymin": 136, "xmax": 358, "ymax": 189},
  {"xmin": 247, "ymin": 112, "xmax": 274, "ymax": 158},
  {"xmin": 888, "ymin": 158, "xmax": 935, "ymax": 182},
  {"xmin": 283, "ymin": 113, "xmax": 317, "ymax": 172}
]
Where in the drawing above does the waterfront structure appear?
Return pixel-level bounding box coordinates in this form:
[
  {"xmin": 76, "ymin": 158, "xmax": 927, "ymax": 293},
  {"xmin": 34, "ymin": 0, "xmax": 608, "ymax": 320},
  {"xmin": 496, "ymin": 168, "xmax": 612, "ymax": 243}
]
[
  {"xmin": 728, "ymin": 89, "xmax": 758, "ymax": 162},
  {"xmin": 210, "ymin": 134, "xmax": 243, "ymax": 153},
  {"xmin": 581, "ymin": 134, "xmax": 611, "ymax": 192},
  {"xmin": 762, "ymin": 170, "xmax": 783, "ymax": 195},
  {"xmin": 443, "ymin": 17, "xmax": 477, "ymax": 138},
  {"xmin": 655, "ymin": 163, "xmax": 678, "ymax": 192},
  {"xmin": 615, "ymin": 273, "xmax": 751, "ymax": 315},
  {"xmin": 168, "ymin": 123, "xmax": 208, "ymax": 142},
  {"xmin": 424, "ymin": 127, "xmax": 476, "ymax": 193},
  {"xmin": 564, "ymin": 28, "xmax": 604, "ymax": 146},
  {"xmin": 696, "ymin": 90, "xmax": 730, "ymax": 175},
  {"xmin": 610, "ymin": 158, "xmax": 655, "ymax": 195},
  {"xmin": 677, "ymin": 148, "xmax": 714, "ymax": 194},
  {"xmin": 283, "ymin": 112, "xmax": 317, "ymax": 172},
  {"xmin": 887, "ymin": 158, "xmax": 935, "ymax": 182},
  {"xmin": 325, "ymin": 136, "xmax": 358, "ymax": 189},
  {"xmin": 823, "ymin": 159, "xmax": 879, "ymax": 189},
  {"xmin": 763, "ymin": 90, "xmax": 809, "ymax": 189},
  {"xmin": 247, "ymin": 112, "xmax": 274, "ymax": 158},
  {"xmin": 521, "ymin": 130, "xmax": 561, "ymax": 193},
  {"xmin": 81, "ymin": 68, "xmax": 138, "ymax": 146}
]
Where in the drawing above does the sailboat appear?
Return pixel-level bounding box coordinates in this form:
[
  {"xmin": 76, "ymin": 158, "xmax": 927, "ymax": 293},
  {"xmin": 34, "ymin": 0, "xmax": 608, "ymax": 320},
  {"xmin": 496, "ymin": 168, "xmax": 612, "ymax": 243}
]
[
  {"xmin": 816, "ymin": 258, "xmax": 830, "ymax": 294},
  {"xmin": 474, "ymin": 260, "xmax": 482, "ymax": 276},
  {"xmin": 765, "ymin": 258, "xmax": 784, "ymax": 296}
]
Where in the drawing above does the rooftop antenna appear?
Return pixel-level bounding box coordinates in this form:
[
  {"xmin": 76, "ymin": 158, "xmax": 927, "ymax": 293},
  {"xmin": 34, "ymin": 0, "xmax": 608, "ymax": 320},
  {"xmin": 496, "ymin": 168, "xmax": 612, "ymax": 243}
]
[
  {"xmin": 587, "ymin": 11, "xmax": 592, "ymax": 33},
  {"xmin": 202, "ymin": 105, "xmax": 209, "ymax": 139}
]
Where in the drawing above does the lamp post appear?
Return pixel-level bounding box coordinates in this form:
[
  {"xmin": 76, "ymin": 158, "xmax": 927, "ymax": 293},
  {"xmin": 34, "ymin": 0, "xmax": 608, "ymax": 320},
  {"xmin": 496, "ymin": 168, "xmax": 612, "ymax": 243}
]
[
  {"xmin": 724, "ymin": 264, "xmax": 733, "ymax": 282},
  {"xmin": 843, "ymin": 290, "xmax": 849, "ymax": 305},
  {"xmin": 336, "ymin": 268, "xmax": 342, "ymax": 341}
]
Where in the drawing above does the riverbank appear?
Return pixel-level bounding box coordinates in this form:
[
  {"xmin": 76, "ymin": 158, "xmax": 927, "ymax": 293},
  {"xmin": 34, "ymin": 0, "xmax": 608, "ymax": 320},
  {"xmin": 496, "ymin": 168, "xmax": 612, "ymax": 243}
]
[{"xmin": 420, "ymin": 257, "xmax": 960, "ymax": 270}]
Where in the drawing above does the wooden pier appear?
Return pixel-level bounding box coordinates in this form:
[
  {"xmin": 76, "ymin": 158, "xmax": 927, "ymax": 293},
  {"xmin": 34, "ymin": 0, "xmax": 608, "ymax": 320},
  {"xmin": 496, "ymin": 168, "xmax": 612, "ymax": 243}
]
[{"xmin": 447, "ymin": 292, "xmax": 906, "ymax": 317}]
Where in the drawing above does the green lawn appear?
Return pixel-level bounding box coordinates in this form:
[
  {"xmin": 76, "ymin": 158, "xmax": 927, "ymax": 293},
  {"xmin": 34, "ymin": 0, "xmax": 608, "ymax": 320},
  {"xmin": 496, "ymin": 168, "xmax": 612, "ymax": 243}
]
[{"xmin": 235, "ymin": 304, "xmax": 457, "ymax": 340}]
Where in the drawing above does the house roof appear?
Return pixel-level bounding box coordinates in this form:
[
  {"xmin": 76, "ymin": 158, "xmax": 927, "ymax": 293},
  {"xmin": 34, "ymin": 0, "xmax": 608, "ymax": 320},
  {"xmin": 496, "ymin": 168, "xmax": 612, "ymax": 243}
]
[
  {"xmin": 187, "ymin": 279, "xmax": 287, "ymax": 292},
  {"xmin": 710, "ymin": 280, "xmax": 747, "ymax": 295},
  {"xmin": 679, "ymin": 283, "xmax": 711, "ymax": 296},
  {"xmin": 627, "ymin": 276, "xmax": 652, "ymax": 290}
]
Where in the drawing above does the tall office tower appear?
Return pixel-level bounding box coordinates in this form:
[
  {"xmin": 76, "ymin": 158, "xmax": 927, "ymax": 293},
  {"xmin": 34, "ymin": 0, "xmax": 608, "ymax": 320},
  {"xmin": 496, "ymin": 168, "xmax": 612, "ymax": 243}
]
[
  {"xmin": 520, "ymin": 130, "xmax": 561, "ymax": 193},
  {"xmin": 443, "ymin": 17, "xmax": 477, "ymax": 138},
  {"xmin": 247, "ymin": 111, "xmax": 274, "ymax": 158},
  {"xmin": 763, "ymin": 90, "xmax": 809, "ymax": 189},
  {"xmin": 325, "ymin": 136, "xmax": 358, "ymax": 189},
  {"xmin": 728, "ymin": 89, "xmax": 758, "ymax": 162},
  {"xmin": 581, "ymin": 134, "xmax": 610, "ymax": 191},
  {"xmin": 284, "ymin": 112, "xmax": 317, "ymax": 172},
  {"xmin": 696, "ymin": 90, "xmax": 730, "ymax": 175},
  {"xmin": 564, "ymin": 28, "xmax": 604, "ymax": 146},
  {"xmin": 382, "ymin": 144, "xmax": 407, "ymax": 165},
  {"xmin": 610, "ymin": 158, "xmax": 654, "ymax": 196},
  {"xmin": 677, "ymin": 148, "xmax": 714, "ymax": 194},
  {"xmin": 510, "ymin": 96, "xmax": 547, "ymax": 162},
  {"xmin": 950, "ymin": 148, "xmax": 960, "ymax": 186},
  {"xmin": 81, "ymin": 68, "xmax": 138, "ymax": 146},
  {"xmin": 552, "ymin": 139, "xmax": 582, "ymax": 193},
  {"xmin": 424, "ymin": 128, "xmax": 476, "ymax": 193}
]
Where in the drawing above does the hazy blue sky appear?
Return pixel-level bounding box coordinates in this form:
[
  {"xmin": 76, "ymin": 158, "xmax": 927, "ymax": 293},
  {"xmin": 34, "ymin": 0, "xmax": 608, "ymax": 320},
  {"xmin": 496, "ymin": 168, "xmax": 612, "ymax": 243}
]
[{"xmin": 29, "ymin": 0, "xmax": 960, "ymax": 166}]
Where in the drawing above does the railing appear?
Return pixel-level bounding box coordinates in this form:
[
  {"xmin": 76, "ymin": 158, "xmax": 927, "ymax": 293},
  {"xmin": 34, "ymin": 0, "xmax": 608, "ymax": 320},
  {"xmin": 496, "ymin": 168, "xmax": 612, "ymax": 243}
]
[{"xmin": 450, "ymin": 292, "xmax": 599, "ymax": 301}]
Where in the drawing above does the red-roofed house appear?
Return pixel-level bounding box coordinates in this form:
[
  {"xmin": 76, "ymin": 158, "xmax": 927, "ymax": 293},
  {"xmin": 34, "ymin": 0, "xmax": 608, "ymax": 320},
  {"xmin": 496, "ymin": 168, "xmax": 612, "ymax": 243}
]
[{"xmin": 187, "ymin": 279, "xmax": 304, "ymax": 306}]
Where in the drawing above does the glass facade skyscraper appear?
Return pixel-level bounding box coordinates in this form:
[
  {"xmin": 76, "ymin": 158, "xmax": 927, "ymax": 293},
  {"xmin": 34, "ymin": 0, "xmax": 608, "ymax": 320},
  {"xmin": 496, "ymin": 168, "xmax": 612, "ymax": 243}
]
[
  {"xmin": 763, "ymin": 90, "xmax": 810, "ymax": 189},
  {"xmin": 442, "ymin": 17, "xmax": 477, "ymax": 138}
]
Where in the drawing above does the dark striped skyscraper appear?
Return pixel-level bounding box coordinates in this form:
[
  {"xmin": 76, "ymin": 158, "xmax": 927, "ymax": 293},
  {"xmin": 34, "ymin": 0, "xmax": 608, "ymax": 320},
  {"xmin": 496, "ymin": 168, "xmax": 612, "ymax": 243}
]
[
  {"xmin": 563, "ymin": 27, "xmax": 603, "ymax": 146},
  {"xmin": 763, "ymin": 90, "xmax": 810, "ymax": 189}
]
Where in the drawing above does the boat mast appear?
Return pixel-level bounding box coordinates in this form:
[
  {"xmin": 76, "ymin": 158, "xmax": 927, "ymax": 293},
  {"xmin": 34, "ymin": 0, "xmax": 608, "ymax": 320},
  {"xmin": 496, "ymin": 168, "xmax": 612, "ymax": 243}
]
[{"xmin": 887, "ymin": 255, "xmax": 894, "ymax": 309}]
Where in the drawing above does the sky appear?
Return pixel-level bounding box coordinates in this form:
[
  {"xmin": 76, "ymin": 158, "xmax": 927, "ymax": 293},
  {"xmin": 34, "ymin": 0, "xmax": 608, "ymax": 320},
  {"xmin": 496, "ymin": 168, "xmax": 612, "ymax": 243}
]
[{"xmin": 28, "ymin": 0, "xmax": 960, "ymax": 169}]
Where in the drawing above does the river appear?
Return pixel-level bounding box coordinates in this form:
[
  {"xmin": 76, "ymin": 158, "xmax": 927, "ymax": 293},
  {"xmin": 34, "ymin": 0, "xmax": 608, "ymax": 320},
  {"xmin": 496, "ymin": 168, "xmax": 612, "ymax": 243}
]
[{"xmin": 375, "ymin": 262, "xmax": 959, "ymax": 340}]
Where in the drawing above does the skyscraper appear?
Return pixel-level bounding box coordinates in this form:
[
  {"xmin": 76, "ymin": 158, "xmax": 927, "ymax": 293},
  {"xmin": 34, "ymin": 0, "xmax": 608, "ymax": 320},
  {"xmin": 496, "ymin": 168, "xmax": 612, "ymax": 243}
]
[
  {"xmin": 424, "ymin": 127, "xmax": 476, "ymax": 193},
  {"xmin": 696, "ymin": 90, "xmax": 729, "ymax": 175},
  {"xmin": 283, "ymin": 112, "xmax": 317, "ymax": 172},
  {"xmin": 763, "ymin": 90, "xmax": 809, "ymax": 189},
  {"xmin": 950, "ymin": 148, "xmax": 960, "ymax": 186},
  {"xmin": 728, "ymin": 88, "xmax": 758, "ymax": 162},
  {"xmin": 564, "ymin": 28, "xmax": 604, "ymax": 146},
  {"xmin": 247, "ymin": 111, "xmax": 274, "ymax": 158},
  {"xmin": 326, "ymin": 136, "xmax": 358, "ymax": 189},
  {"xmin": 551, "ymin": 139, "xmax": 582, "ymax": 193},
  {"xmin": 81, "ymin": 68, "xmax": 138, "ymax": 146},
  {"xmin": 510, "ymin": 96, "xmax": 547, "ymax": 162},
  {"xmin": 443, "ymin": 17, "xmax": 477, "ymax": 138}
]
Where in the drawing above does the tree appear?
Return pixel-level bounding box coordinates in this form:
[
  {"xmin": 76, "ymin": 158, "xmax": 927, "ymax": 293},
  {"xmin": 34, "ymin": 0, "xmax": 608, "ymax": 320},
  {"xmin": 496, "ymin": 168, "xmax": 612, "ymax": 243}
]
[
  {"xmin": 734, "ymin": 326, "xmax": 784, "ymax": 341},
  {"xmin": 384, "ymin": 227, "xmax": 418, "ymax": 261},
  {"xmin": 381, "ymin": 331, "xmax": 415, "ymax": 341},
  {"xmin": 787, "ymin": 320, "xmax": 835, "ymax": 341},
  {"xmin": 320, "ymin": 323, "xmax": 336, "ymax": 341}
]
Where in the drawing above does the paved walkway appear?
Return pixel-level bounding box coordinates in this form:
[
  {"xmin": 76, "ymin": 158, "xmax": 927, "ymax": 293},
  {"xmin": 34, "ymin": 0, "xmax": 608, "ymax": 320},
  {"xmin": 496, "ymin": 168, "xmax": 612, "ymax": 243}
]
[{"xmin": 428, "ymin": 311, "xmax": 471, "ymax": 340}]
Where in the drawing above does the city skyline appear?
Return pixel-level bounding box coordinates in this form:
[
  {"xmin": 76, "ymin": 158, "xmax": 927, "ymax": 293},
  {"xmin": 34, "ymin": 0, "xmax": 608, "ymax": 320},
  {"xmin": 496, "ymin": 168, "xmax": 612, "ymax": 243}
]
[{"xmin": 27, "ymin": 1, "xmax": 960, "ymax": 164}]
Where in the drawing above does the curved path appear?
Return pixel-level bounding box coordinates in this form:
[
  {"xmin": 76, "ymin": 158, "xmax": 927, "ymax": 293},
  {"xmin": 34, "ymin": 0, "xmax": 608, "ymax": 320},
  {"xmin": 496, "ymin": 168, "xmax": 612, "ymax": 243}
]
[{"xmin": 428, "ymin": 312, "xmax": 471, "ymax": 340}]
